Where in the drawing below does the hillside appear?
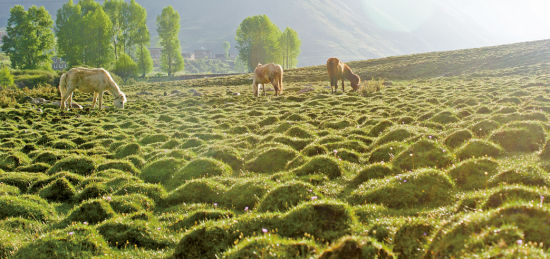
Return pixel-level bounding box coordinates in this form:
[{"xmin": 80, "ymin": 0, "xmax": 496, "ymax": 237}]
[{"xmin": 0, "ymin": 0, "xmax": 522, "ymax": 66}]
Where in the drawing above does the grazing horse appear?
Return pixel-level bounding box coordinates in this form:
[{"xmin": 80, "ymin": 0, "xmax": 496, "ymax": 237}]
[
  {"xmin": 327, "ymin": 57, "xmax": 361, "ymax": 93},
  {"xmin": 58, "ymin": 67, "xmax": 127, "ymax": 110},
  {"xmin": 252, "ymin": 63, "xmax": 284, "ymax": 97}
]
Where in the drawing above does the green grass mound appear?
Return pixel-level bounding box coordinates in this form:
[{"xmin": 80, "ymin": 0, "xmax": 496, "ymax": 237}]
[
  {"xmin": 170, "ymin": 158, "xmax": 232, "ymax": 189},
  {"xmin": 272, "ymin": 135, "xmax": 312, "ymax": 151},
  {"xmin": 0, "ymin": 183, "xmax": 20, "ymax": 196},
  {"xmin": 448, "ymin": 158, "xmax": 499, "ymax": 190},
  {"xmin": 245, "ymin": 147, "xmax": 298, "ymax": 173},
  {"xmin": 483, "ymin": 185, "xmax": 548, "ymax": 209},
  {"xmin": 540, "ymin": 140, "xmax": 550, "ymax": 159},
  {"xmin": 257, "ymin": 181, "xmax": 318, "ymax": 212},
  {"xmin": 0, "ymin": 195, "xmax": 54, "ymax": 221},
  {"xmin": 490, "ymin": 122, "xmax": 546, "ymax": 152},
  {"xmin": 222, "ymin": 235, "xmax": 318, "ymax": 259},
  {"xmin": 0, "ymin": 172, "xmax": 47, "ymax": 192},
  {"xmin": 488, "ymin": 166, "xmax": 550, "ymax": 187},
  {"xmin": 393, "ymin": 218, "xmax": 435, "ymax": 259},
  {"xmin": 169, "ymin": 209, "xmax": 233, "ymax": 231},
  {"xmin": 50, "ymin": 139, "xmax": 77, "ymax": 150},
  {"xmin": 38, "ymin": 178, "xmax": 76, "ymax": 202},
  {"xmin": 97, "ymin": 218, "xmax": 172, "ymax": 249},
  {"xmin": 32, "ymin": 150, "xmax": 62, "ymax": 165},
  {"xmin": 456, "ymin": 139, "xmax": 502, "ymax": 160},
  {"xmin": 139, "ymin": 134, "xmax": 169, "ymax": 145},
  {"xmin": 301, "ymin": 144, "xmax": 328, "ymax": 157},
  {"xmin": 0, "ymin": 152, "xmax": 30, "ymax": 171},
  {"xmin": 324, "ymin": 140, "xmax": 369, "ymax": 153},
  {"xmin": 367, "ymin": 120, "xmax": 394, "ymax": 137},
  {"xmin": 430, "ymin": 111, "xmax": 460, "ymax": 124},
  {"xmin": 203, "ymin": 146, "xmax": 244, "ymax": 171},
  {"xmin": 126, "ymin": 155, "xmax": 146, "ymax": 169},
  {"xmin": 368, "ymin": 142, "xmax": 407, "ymax": 163},
  {"xmin": 97, "ymin": 160, "xmax": 140, "ymax": 176},
  {"xmin": 293, "ymin": 156, "xmax": 342, "ymax": 179},
  {"xmin": 285, "ymin": 126, "xmax": 316, "ymax": 139},
  {"xmin": 140, "ymin": 158, "xmax": 186, "ymax": 185},
  {"xmin": 320, "ymin": 119, "xmax": 355, "ymax": 130},
  {"xmin": 280, "ymin": 200, "xmax": 356, "ymax": 242},
  {"xmin": 28, "ymin": 171, "xmax": 84, "ymax": 193},
  {"xmin": 444, "ymin": 129, "xmax": 473, "ymax": 149},
  {"xmin": 375, "ymin": 127, "xmax": 414, "ymax": 146},
  {"xmin": 114, "ymin": 143, "xmax": 141, "ymax": 158},
  {"xmin": 258, "ymin": 116, "xmax": 279, "ymax": 127},
  {"xmin": 181, "ymin": 137, "xmax": 206, "ymax": 149},
  {"xmin": 0, "ymin": 229, "xmax": 23, "ymax": 258},
  {"xmin": 66, "ymin": 199, "xmax": 116, "ymax": 225},
  {"xmin": 13, "ymin": 224, "xmax": 109, "ymax": 259},
  {"xmin": 470, "ymin": 119, "xmax": 500, "ymax": 137},
  {"xmin": 114, "ymin": 182, "xmax": 167, "ymax": 203},
  {"xmin": 349, "ymin": 163, "xmax": 395, "ymax": 188},
  {"xmin": 317, "ymin": 236, "xmax": 394, "ymax": 259},
  {"xmin": 16, "ymin": 162, "xmax": 50, "ymax": 173},
  {"xmin": 47, "ymin": 156, "xmax": 96, "ymax": 176},
  {"xmin": 426, "ymin": 203, "xmax": 550, "ymax": 258},
  {"xmin": 109, "ymin": 194, "xmax": 155, "ymax": 214},
  {"xmin": 74, "ymin": 182, "xmax": 110, "ymax": 202},
  {"xmin": 458, "ymin": 243, "xmax": 547, "ymax": 259},
  {"xmin": 223, "ymin": 179, "xmax": 272, "ymax": 210},
  {"xmin": 349, "ymin": 169, "xmax": 455, "ymax": 209},
  {"xmin": 334, "ymin": 149, "xmax": 360, "ymax": 163},
  {"xmin": 392, "ymin": 140, "xmax": 453, "ymax": 172},
  {"xmin": 163, "ymin": 179, "xmax": 226, "ymax": 207}
]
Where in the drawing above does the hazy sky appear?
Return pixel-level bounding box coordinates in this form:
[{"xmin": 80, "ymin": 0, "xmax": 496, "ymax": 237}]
[{"xmin": 361, "ymin": 0, "xmax": 550, "ymax": 43}]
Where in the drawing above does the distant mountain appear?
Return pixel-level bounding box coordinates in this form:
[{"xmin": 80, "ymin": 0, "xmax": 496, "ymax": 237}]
[{"xmin": 0, "ymin": 0, "xmax": 533, "ymax": 66}]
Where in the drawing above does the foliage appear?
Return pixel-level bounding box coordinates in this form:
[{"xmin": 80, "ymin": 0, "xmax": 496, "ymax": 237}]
[
  {"xmin": 157, "ymin": 6, "xmax": 184, "ymax": 76},
  {"xmin": 0, "ymin": 67, "xmax": 15, "ymax": 89},
  {"xmin": 112, "ymin": 53, "xmax": 138, "ymax": 80},
  {"xmin": 279, "ymin": 27, "xmax": 301, "ymax": 69},
  {"xmin": 236, "ymin": 15, "xmax": 282, "ymax": 71}
]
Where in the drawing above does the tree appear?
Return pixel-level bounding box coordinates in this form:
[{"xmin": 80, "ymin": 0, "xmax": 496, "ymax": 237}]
[
  {"xmin": 279, "ymin": 27, "xmax": 301, "ymax": 69},
  {"xmin": 55, "ymin": 0, "xmax": 83, "ymax": 67},
  {"xmin": 103, "ymin": 0, "xmax": 124, "ymax": 60},
  {"xmin": 81, "ymin": 7, "xmax": 113, "ymax": 67},
  {"xmin": 157, "ymin": 6, "xmax": 184, "ymax": 77},
  {"xmin": 113, "ymin": 53, "xmax": 137, "ymax": 80},
  {"xmin": 134, "ymin": 11, "xmax": 152, "ymax": 77},
  {"xmin": 104, "ymin": 0, "xmax": 148, "ymax": 59},
  {"xmin": 235, "ymin": 15, "xmax": 281, "ymax": 72},
  {"xmin": 2, "ymin": 5, "xmax": 55, "ymax": 69},
  {"xmin": 0, "ymin": 66, "xmax": 14, "ymax": 89},
  {"xmin": 223, "ymin": 41, "xmax": 231, "ymax": 59}
]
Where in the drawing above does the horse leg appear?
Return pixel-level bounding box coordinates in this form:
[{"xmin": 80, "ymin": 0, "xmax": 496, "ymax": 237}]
[
  {"xmin": 278, "ymin": 76, "xmax": 283, "ymax": 95},
  {"xmin": 91, "ymin": 92, "xmax": 98, "ymax": 108},
  {"xmin": 98, "ymin": 92, "xmax": 104, "ymax": 109},
  {"xmin": 271, "ymin": 80, "xmax": 278, "ymax": 96},
  {"xmin": 341, "ymin": 78, "xmax": 345, "ymax": 92},
  {"xmin": 68, "ymin": 92, "xmax": 73, "ymax": 109}
]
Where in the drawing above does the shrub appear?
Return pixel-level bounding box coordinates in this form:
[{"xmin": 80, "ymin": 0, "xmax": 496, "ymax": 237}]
[
  {"xmin": 444, "ymin": 129, "xmax": 473, "ymax": 149},
  {"xmin": 490, "ymin": 122, "xmax": 546, "ymax": 152},
  {"xmin": 140, "ymin": 158, "xmax": 185, "ymax": 185},
  {"xmin": 349, "ymin": 163, "xmax": 395, "ymax": 187},
  {"xmin": 456, "ymin": 140, "xmax": 502, "ymax": 160},
  {"xmin": 13, "ymin": 224, "xmax": 109, "ymax": 259},
  {"xmin": 65, "ymin": 199, "xmax": 116, "ymax": 225},
  {"xmin": 448, "ymin": 158, "xmax": 499, "ymax": 190},
  {"xmin": 293, "ymin": 156, "xmax": 342, "ymax": 179},
  {"xmin": 223, "ymin": 235, "xmax": 318, "ymax": 259},
  {"xmin": 245, "ymin": 147, "xmax": 298, "ymax": 173},
  {"xmin": 38, "ymin": 178, "xmax": 76, "ymax": 202},
  {"xmin": 113, "ymin": 53, "xmax": 138, "ymax": 80},
  {"xmin": 392, "ymin": 140, "xmax": 453, "ymax": 172},
  {"xmin": 368, "ymin": 142, "xmax": 407, "ymax": 163},
  {"xmin": 97, "ymin": 160, "xmax": 140, "ymax": 176},
  {"xmin": 97, "ymin": 218, "xmax": 171, "ymax": 249},
  {"xmin": 318, "ymin": 236, "xmax": 394, "ymax": 259},
  {"xmin": 257, "ymin": 181, "xmax": 318, "ymax": 212},
  {"xmin": 114, "ymin": 143, "xmax": 141, "ymax": 158},
  {"xmin": 223, "ymin": 179, "xmax": 272, "ymax": 210},
  {"xmin": 349, "ymin": 169, "xmax": 455, "ymax": 208},
  {"xmin": 169, "ymin": 209, "xmax": 233, "ymax": 231},
  {"xmin": 0, "ymin": 195, "xmax": 54, "ymax": 221},
  {"xmin": 163, "ymin": 179, "xmax": 226, "ymax": 207},
  {"xmin": 169, "ymin": 158, "xmax": 232, "ymax": 190},
  {"xmin": 47, "ymin": 156, "xmax": 96, "ymax": 176}
]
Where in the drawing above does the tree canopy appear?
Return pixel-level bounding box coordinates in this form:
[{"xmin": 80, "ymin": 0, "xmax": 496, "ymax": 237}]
[{"xmin": 157, "ymin": 6, "xmax": 184, "ymax": 77}]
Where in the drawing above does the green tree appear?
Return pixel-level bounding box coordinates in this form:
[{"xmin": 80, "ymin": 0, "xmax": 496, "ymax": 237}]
[
  {"xmin": 104, "ymin": 0, "xmax": 148, "ymax": 59},
  {"xmin": 103, "ymin": 0, "xmax": 124, "ymax": 60},
  {"xmin": 55, "ymin": 0, "xmax": 83, "ymax": 66},
  {"xmin": 113, "ymin": 53, "xmax": 137, "ymax": 80},
  {"xmin": 81, "ymin": 7, "xmax": 113, "ymax": 67},
  {"xmin": 279, "ymin": 27, "xmax": 301, "ymax": 69},
  {"xmin": 2, "ymin": 5, "xmax": 55, "ymax": 69},
  {"xmin": 223, "ymin": 41, "xmax": 231, "ymax": 59},
  {"xmin": 157, "ymin": 6, "xmax": 184, "ymax": 77},
  {"xmin": 0, "ymin": 66, "xmax": 14, "ymax": 88},
  {"xmin": 235, "ymin": 15, "xmax": 281, "ymax": 72}
]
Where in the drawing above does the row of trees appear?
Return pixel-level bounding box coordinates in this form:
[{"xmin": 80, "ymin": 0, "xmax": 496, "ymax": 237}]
[
  {"xmin": 236, "ymin": 15, "xmax": 301, "ymax": 71},
  {"xmin": 2, "ymin": 1, "xmax": 184, "ymax": 78}
]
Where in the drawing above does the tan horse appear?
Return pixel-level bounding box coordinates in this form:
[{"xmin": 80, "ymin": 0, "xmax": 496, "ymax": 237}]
[
  {"xmin": 252, "ymin": 63, "xmax": 284, "ymax": 97},
  {"xmin": 58, "ymin": 67, "xmax": 126, "ymax": 110},
  {"xmin": 327, "ymin": 57, "xmax": 360, "ymax": 93}
]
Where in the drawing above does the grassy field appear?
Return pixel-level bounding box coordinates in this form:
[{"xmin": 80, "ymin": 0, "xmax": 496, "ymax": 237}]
[{"xmin": 2, "ymin": 39, "xmax": 550, "ymax": 258}]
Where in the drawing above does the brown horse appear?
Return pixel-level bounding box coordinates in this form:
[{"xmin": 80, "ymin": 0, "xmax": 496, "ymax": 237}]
[
  {"xmin": 327, "ymin": 57, "xmax": 360, "ymax": 93},
  {"xmin": 252, "ymin": 63, "xmax": 283, "ymax": 97}
]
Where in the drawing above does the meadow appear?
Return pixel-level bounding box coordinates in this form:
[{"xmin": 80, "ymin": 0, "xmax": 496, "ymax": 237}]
[{"xmin": 1, "ymin": 39, "xmax": 550, "ymax": 258}]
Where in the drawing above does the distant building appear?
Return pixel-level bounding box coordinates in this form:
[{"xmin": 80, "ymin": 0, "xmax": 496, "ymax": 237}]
[
  {"xmin": 194, "ymin": 49, "xmax": 213, "ymax": 59},
  {"xmin": 52, "ymin": 57, "xmax": 68, "ymax": 71},
  {"xmin": 149, "ymin": 48, "xmax": 162, "ymax": 67}
]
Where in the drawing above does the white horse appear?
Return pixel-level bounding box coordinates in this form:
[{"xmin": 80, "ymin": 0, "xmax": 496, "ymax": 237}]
[{"xmin": 58, "ymin": 67, "xmax": 126, "ymax": 110}]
